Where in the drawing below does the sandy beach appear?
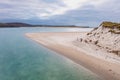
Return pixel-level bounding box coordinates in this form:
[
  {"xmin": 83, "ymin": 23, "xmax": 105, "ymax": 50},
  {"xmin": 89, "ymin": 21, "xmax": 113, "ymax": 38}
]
[{"xmin": 26, "ymin": 32, "xmax": 120, "ymax": 80}]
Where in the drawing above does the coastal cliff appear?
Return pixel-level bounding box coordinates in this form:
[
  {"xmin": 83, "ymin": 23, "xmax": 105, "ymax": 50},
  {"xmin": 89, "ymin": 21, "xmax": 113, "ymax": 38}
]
[{"xmin": 80, "ymin": 22, "xmax": 120, "ymax": 56}]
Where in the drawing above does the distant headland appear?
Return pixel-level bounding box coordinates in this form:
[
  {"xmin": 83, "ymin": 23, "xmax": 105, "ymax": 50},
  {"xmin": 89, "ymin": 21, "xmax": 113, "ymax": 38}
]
[{"xmin": 0, "ymin": 22, "xmax": 89, "ymax": 28}]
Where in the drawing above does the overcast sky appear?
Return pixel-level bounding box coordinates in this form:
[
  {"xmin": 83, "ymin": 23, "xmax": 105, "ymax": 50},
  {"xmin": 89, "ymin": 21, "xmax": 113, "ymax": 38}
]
[{"xmin": 0, "ymin": 0, "xmax": 119, "ymax": 27}]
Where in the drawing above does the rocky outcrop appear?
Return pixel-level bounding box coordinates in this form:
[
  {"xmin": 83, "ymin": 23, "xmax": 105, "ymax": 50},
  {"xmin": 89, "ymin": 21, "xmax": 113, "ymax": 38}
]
[{"xmin": 80, "ymin": 22, "xmax": 120, "ymax": 56}]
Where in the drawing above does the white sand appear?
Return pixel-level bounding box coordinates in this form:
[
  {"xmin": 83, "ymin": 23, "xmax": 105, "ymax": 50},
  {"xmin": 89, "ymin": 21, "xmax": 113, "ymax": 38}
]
[{"xmin": 26, "ymin": 32, "xmax": 120, "ymax": 80}]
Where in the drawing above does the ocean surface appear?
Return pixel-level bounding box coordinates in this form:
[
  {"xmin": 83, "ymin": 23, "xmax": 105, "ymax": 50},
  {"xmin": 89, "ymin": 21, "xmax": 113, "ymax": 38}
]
[{"xmin": 0, "ymin": 27, "xmax": 101, "ymax": 80}]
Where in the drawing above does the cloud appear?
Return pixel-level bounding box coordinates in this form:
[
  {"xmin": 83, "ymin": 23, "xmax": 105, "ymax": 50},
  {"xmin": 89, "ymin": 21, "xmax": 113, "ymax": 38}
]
[
  {"xmin": 35, "ymin": 0, "xmax": 108, "ymax": 18},
  {"xmin": 0, "ymin": 0, "xmax": 110, "ymax": 19},
  {"xmin": 0, "ymin": 0, "xmax": 119, "ymax": 26}
]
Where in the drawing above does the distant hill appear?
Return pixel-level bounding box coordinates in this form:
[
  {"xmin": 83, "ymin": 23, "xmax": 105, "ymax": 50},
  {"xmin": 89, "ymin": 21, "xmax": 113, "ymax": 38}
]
[
  {"xmin": 0, "ymin": 22, "xmax": 89, "ymax": 28},
  {"xmin": 0, "ymin": 22, "xmax": 32, "ymax": 27}
]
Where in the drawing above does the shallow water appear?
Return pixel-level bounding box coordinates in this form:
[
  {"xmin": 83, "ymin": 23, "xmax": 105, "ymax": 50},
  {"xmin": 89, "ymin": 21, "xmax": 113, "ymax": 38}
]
[{"xmin": 0, "ymin": 27, "xmax": 101, "ymax": 80}]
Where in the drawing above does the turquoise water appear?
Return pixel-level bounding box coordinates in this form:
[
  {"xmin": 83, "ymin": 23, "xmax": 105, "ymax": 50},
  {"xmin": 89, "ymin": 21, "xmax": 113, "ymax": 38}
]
[{"xmin": 0, "ymin": 27, "xmax": 101, "ymax": 80}]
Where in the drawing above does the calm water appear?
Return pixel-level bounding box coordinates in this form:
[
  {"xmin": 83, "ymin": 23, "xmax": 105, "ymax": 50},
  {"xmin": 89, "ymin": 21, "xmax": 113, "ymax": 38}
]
[{"xmin": 0, "ymin": 27, "xmax": 101, "ymax": 80}]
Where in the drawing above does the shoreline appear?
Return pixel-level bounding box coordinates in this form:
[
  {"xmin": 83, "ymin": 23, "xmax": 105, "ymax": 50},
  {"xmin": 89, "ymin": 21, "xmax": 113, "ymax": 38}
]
[{"xmin": 26, "ymin": 32, "xmax": 120, "ymax": 80}]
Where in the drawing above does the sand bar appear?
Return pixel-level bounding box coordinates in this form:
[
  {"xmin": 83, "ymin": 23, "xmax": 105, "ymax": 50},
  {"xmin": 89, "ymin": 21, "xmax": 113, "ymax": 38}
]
[{"xmin": 26, "ymin": 32, "xmax": 120, "ymax": 80}]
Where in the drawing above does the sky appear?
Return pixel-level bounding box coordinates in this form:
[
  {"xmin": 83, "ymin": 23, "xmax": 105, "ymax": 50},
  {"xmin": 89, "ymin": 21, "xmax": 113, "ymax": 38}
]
[{"xmin": 0, "ymin": 0, "xmax": 120, "ymax": 27}]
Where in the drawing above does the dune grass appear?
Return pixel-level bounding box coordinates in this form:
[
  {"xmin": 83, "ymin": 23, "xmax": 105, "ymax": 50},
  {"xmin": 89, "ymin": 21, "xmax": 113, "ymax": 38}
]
[{"xmin": 100, "ymin": 21, "xmax": 120, "ymax": 30}]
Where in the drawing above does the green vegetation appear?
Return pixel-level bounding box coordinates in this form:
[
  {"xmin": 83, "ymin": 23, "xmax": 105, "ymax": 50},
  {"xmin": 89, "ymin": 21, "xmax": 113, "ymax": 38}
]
[
  {"xmin": 93, "ymin": 27, "xmax": 98, "ymax": 30},
  {"xmin": 110, "ymin": 50, "xmax": 120, "ymax": 56},
  {"xmin": 100, "ymin": 21, "xmax": 120, "ymax": 30},
  {"xmin": 94, "ymin": 40, "xmax": 98, "ymax": 45},
  {"xmin": 108, "ymin": 29, "xmax": 120, "ymax": 34}
]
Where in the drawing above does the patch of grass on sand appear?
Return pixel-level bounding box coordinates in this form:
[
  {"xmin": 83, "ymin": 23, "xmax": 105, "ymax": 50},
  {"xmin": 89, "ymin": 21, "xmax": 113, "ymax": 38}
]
[{"xmin": 100, "ymin": 21, "xmax": 120, "ymax": 30}]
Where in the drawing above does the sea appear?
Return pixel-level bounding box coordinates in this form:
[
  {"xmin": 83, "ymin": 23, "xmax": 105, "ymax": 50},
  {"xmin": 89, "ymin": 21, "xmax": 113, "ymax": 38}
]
[{"xmin": 0, "ymin": 27, "xmax": 102, "ymax": 80}]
